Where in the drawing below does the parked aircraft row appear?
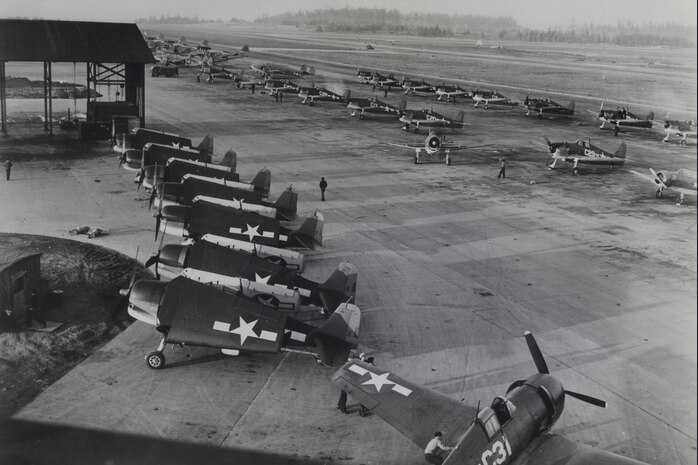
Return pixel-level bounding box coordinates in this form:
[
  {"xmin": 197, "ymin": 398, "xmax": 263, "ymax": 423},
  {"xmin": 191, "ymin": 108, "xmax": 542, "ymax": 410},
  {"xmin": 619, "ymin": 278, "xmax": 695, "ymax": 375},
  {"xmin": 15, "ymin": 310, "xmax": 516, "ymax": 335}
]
[{"xmin": 113, "ymin": 127, "xmax": 361, "ymax": 369}]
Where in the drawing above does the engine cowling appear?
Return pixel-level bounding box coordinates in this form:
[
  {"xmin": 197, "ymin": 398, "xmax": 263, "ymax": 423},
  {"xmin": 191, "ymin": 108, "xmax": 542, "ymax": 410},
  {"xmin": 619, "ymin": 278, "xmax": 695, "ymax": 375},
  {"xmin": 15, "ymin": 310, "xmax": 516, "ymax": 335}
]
[{"xmin": 425, "ymin": 134, "xmax": 441, "ymax": 154}]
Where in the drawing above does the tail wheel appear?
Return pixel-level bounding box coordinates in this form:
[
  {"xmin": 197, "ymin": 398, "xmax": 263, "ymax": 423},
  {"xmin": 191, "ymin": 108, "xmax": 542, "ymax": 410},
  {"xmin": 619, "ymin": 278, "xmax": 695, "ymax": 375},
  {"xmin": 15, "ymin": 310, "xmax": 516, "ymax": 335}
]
[{"xmin": 146, "ymin": 351, "xmax": 165, "ymax": 369}]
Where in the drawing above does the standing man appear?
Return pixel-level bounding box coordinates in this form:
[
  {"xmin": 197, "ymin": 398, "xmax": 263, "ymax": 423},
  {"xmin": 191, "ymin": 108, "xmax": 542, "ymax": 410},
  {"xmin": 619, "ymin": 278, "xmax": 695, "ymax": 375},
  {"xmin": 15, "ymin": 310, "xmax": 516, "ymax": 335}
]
[
  {"xmin": 384, "ymin": 87, "xmax": 389, "ymax": 98},
  {"xmin": 5, "ymin": 159, "xmax": 13, "ymax": 180},
  {"xmin": 614, "ymin": 124, "xmax": 619, "ymax": 137},
  {"xmin": 279, "ymin": 91, "xmax": 283, "ymax": 102},
  {"xmin": 497, "ymin": 158, "xmax": 506, "ymax": 179},
  {"xmin": 337, "ymin": 389, "xmax": 348, "ymax": 413},
  {"xmin": 424, "ymin": 432, "xmax": 457, "ymax": 465},
  {"xmin": 319, "ymin": 177, "xmax": 328, "ymax": 201},
  {"xmin": 251, "ymin": 83, "xmax": 255, "ymax": 94}
]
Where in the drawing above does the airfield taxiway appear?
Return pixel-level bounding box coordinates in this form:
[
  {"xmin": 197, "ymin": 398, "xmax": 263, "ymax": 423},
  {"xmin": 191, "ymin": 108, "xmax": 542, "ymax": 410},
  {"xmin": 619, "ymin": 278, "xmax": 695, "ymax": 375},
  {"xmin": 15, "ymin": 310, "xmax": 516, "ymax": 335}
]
[{"xmin": 2, "ymin": 31, "xmax": 696, "ymax": 464}]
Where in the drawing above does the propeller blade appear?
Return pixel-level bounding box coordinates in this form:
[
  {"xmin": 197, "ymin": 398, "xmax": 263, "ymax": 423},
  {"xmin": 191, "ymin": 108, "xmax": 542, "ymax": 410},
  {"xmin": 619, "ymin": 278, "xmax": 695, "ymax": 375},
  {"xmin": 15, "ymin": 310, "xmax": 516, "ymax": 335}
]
[
  {"xmin": 524, "ymin": 331, "xmax": 549, "ymax": 374},
  {"xmin": 144, "ymin": 253, "xmax": 159, "ymax": 269},
  {"xmin": 148, "ymin": 189, "xmax": 156, "ymax": 211},
  {"xmin": 649, "ymin": 168, "xmax": 667, "ymax": 189},
  {"xmin": 155, "ymin": 214, "xmax": 161, "ymax": 241},
  {"xmin": 565, "ymin": 390, "xmax": 606, "ymax": 408},
  {"xmin": 128, "ymin": 271, "xmax": 136, "ymax": 294},
  {"xmin": 137, "ymin": 170, "xmax": 144, "ymax": 192}
]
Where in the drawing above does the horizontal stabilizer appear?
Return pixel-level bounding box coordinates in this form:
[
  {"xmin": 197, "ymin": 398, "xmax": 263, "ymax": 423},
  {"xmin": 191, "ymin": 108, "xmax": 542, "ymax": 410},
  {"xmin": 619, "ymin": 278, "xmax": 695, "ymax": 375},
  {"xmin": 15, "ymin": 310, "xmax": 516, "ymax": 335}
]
[
  {"xmin": 291, "ymin": 211, "xmax": 324, "ymax": 249},
  {"xmin": 313, "ymin": 302, "xmax": 360, "ymax": 366},
  {"xmin": 220, "ymin": 150, "xmax": 237, "ymax": 171},
  {"xmin": 250, "ymin": 168, "xmax": 271, "ymax": 197},
  {"xmin": 197, "ymin": 135, "xmax": 214, "ymax": 155},
  {"xmin": 273, "ymin": 186, "xmax": 298, "ymax": 221},
  {"xmin": 316, "ymin": 262, "xmax": 358, "ymax": 312}
]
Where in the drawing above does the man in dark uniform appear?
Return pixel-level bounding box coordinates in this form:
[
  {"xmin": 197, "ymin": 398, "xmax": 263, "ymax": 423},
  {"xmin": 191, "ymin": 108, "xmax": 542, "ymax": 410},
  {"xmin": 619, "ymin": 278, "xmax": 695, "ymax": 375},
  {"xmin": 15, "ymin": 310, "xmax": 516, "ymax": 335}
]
[
  {"xmin": 319, "ymin": 177, "xmax": 328, "ymax": 201},
  {"xmin": 5, "ymin": 159, "xmax": 13, "ymax": 180},
  {"xmin": 497, "ymin": 158, "xmax": 506, "ymax": 178}
]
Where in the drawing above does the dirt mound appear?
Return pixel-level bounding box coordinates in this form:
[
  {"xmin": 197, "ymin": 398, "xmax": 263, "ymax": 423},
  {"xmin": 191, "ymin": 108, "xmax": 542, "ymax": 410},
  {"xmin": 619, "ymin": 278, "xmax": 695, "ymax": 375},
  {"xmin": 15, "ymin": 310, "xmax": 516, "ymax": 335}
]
[{"xmin": 0, "ymin": 233, "xmax": 151, "ymax": 417}]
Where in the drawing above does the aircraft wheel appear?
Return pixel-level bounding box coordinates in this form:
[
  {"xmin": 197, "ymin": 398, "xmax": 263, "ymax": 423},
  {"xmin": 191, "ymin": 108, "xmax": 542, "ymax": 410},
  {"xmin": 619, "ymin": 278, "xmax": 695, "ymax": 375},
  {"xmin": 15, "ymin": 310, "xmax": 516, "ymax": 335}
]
[
  {"xmin": 680, "ymin": 139, "xmax": 687, "ymax": 146},
  {"xmin": 265, "ymin": 256, "xmax": 287, "ymax": 267},
  {"xmin": 484, "ymin": 105, "xmax": 489, "ymax": 109},
  {"xmin": 414, "ymin": 157, "xmax": 419, "ymax": 165},
  {"xmin": 152, "ymin": 69, "xmax": 160, "ymax": 77},
  {"xmin": 256, "ymin": 294, "xmax": 280, "ymax": 308},
  {"xmin": 572, "ymin": 168, "xmax": 580, "ymax": 176},
  {"xmin": 676, "ymin": 196, "xmax": 684, "ymax": 205},
  {"xmin": 146, "ymin": 351, "xmax": 165, "ymax": 369},
  {"xmin": 656, "ymin": 190, "xmax": 663, "ymax": 199},
  {"xmin": 359, "ymin": 407, "xmax": 367, "ymax": 417},
  {"xmin": 358, "ymin": 114, "xmax": 364, "ymax": 120}
]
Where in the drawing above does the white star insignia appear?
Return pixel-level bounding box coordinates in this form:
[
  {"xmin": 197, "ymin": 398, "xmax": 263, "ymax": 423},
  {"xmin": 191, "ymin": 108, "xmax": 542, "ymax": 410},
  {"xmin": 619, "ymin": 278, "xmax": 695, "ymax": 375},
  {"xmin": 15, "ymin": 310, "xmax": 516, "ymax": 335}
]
[
  {"xmin": 255, "ymin": 273, "xmax": 271, "ymax": 284},
  {"xmin": 230, "ymin": 316, "xmax": 258, "ymax": 345},
  {"xmin": 362, "ymin": 371, "xmax": 395, "ymax": 393},
  {"xmin": 243, "ymin": 224, "xmax": 261, "ymax": 241}
]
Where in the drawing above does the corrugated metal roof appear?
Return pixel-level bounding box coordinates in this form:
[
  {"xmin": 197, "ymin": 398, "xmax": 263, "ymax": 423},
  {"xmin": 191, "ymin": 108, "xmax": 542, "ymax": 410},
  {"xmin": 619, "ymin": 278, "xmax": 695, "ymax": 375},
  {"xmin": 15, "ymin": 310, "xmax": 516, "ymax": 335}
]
[{"xmin": 0, "ymin": 20, "xmax": 155, "ymax": 63}]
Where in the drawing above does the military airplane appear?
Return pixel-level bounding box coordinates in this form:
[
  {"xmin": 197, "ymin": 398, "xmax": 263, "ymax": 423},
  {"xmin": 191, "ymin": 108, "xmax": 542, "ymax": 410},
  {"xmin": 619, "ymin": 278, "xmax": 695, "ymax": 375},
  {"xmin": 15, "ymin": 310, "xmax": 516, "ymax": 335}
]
[
  {"xmin": 145, "ymin": 239, "xmax": 356, "ymax": 312},
  {"xmin": 402, "ymin": 77, "xmax": 435, "ymax": 95},
  {"xmin": 630, "ymin": 168, "xmax": 697, "ymax": 205},
  {"xmin": 598, "ymin": 103, "xmax": 654, "ymax": 131},
  {"xmin": 298, "ymin": 87, "xmax": 350, "ymax": 106},
  {"xmin": 332, "ymin": 331, "xmax": 652, "ymax": 465},
  {"xmin": 202, "ymin": 233, "xmax": 306, "ymax": 270},
  {"xmin": 368, "ymin": 72, "xmax": 402, "ymax": 89},
  {"xmin": 388, "ymin": 130, "xmax": 493, "ymax": 165},
  {"xmin": 543, "ymin": 136, "xmax": 626, "ymax": 175},
  {"xmin": 153, "ymin": 174, "xmax": 295, "ymax": 221},
  {"xmin": 435, "ymin": 85, "xmax": 472, "ymax": 102},
  {"xmin": 661, "ymin": 119, "xmax": 696, "ymax": 145},
  {"xmin": 252, "ymin": 63, "xmax": 315, "ymax": 80},
  {"xmin": 122, "ymin": 276, "xmax": 359, "ymax": 369},
  {"xmin": 142, "ymin": 155, "xmax": 238, "ymax": 192},
  {"xmin": 399, "ymin": 108, "xmax": 468, "ymax": 133},
  {"xmin": 265, "ymin": 79, "xmax": 301, "ymax": 96},
  {"xmin": 365, "ymin": 43, "xmax": 375, "ymax": 50},
  {"xmin": 113, "ymin": 127, "xmax": 192, "ymax": 154},
  {"xmin": 524, "ymin": 96, "xmax": 575, "ymax": 117},
  {"xmin": 155, "ymin": 199, "xmax": 324, "ymax": 249},
  {"xmin": 472, "ymin": 90, "xmax": 519, "ymax": 109},
  {"xmin": 346, "ymin": 97, "xmax": 406, "ymax": 119},
  {"xmin": 203, "ymin": 45, "xmax": 249, "ymax": 63},
  {"xmin": 121, "ymin": 135, "xmax": 214, "ymax": 173}
]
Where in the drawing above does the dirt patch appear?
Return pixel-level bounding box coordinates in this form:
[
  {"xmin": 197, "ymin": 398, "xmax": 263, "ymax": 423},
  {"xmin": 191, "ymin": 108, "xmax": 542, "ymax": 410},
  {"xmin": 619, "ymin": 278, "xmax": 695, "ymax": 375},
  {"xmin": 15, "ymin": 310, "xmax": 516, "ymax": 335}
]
[{"xmin": 0, "ymin": 233, "xmax": 150, "ymax": 417}]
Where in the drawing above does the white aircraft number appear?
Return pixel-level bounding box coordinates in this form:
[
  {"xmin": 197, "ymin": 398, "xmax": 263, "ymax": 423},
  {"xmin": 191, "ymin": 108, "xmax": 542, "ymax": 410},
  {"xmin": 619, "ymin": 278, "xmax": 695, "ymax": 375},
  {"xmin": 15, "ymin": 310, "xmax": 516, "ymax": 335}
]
[
  {"xmin": 583, "ymin": 148, "xmax": 604, "ymax": 159},
  {"xmin": 478, "ymin": 436, "xmax": 512, "ymax": 465}
]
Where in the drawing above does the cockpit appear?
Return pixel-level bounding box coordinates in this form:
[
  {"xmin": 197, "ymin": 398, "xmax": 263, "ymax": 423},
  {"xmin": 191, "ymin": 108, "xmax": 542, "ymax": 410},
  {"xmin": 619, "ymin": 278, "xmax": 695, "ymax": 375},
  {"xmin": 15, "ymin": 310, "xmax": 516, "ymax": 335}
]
[{"xmin": 476, "ymin": 397, "xmax": 516, "ymax": 440}]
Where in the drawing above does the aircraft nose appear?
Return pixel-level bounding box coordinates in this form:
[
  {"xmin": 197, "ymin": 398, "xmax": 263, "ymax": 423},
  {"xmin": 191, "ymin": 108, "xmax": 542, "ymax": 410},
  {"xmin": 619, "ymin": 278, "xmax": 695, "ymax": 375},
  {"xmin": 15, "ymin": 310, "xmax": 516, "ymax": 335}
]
[
  {"xmin": 160, "ymin": 244, "xmax": 189, "ymax": 268},
  {"xmin": 128, "ymin": 279, "xmax": 167, "ymax": 325}
]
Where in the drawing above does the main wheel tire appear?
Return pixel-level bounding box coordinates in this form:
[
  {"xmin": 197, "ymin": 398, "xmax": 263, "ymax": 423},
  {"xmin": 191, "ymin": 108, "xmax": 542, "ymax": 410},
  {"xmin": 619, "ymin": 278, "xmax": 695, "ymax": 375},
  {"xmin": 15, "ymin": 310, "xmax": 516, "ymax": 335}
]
[
  {"xmin": 146, "ymin": 351, "xmax": 165, "ymax": 369},
  {"xmin": 676, "ymin": 196, "xmax": 684, "ymax": 205},
  {"xmin": 572, "ymin": 168, "xmax": 580, "ymax": 176},
  {"xmin": 656, "ymin": 190, "xmax": 663, "ymax": 198}
]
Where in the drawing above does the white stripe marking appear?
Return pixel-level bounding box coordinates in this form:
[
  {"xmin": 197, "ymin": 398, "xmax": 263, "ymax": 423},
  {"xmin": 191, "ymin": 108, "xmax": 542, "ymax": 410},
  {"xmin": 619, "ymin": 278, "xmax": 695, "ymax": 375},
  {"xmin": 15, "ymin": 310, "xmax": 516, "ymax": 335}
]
[
  {"xmin": 349, "ymin": 364, "xmax": 368, "ymax": 376},
  {"xmin": 392, "ymin": 384, "xmax": 412, "ymax": 396},
  {"xmin": 229, "ymin": 227, "xmax": 242, "ymax": 234},
  {"xmin": 213, "ymin": 321, "xmax": 231, "ymax": 332}
]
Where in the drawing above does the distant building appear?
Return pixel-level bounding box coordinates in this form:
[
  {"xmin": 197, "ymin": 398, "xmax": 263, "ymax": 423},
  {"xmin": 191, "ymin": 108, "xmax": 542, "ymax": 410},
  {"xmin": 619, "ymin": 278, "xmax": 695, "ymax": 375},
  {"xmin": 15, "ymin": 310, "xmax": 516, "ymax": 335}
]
[{"xmin": 0, "ymin": 253, "xmax": 42, "ymax": 326}]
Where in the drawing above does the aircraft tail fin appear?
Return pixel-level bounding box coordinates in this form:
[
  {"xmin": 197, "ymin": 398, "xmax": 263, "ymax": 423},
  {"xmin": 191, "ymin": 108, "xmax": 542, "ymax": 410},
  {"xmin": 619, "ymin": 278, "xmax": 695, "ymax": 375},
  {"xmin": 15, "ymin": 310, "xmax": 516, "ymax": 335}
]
[
  {"xmin": 290, "ymin": 210, "xmax": 324, "ymax": 249},
  {"xmin": 220, "ymin": 150, "xmax": 237, "ymax": 171},
  {"xmin": 272, "ymin": 186, "xmax": 298, "ymax": 221},
  {"xmin": 543, "ymin": 136, "xmax": 552, "ymax": 149},
  {"xmin": 313, "ymin": 302, "xmax": 361, "ymax": 366},
  {"xmin": 614, "ymin": 142, "xmax": 627, "ymax": 160},
  {"xmin": 646, "ymin": 111, "xmax": 654, "ymax": 121},
  {"xmin": 314, "ymin": 262, "xmax": 358, "ymax": 313},
  {"xmin": 250, "ymin": 168, "xmax": 271, "ymax": 197},
  {"xmin": 308, "ymin": 66, "xmax": 315, "ymax": 76},
  {"xmin": 568, "ymin": 101, "xmax": 576, "ymax": 112},
  {"xmin": 344, "ymin": 89, "xmax": 351, "ymax": 99},
  {"xmin": 455, "ymin": 111, "xmax": 466, "ymax": 124},
  {"xmin": 241, "ymin": 44, "xmax": 249, "ymax": 53},
  {"xmin": 397, "ymin": 99, "xmax": 407, "ymax": 113},
  {"xmin": 196, "ymin": 134, "xmax": 214, "ymax": 155}
]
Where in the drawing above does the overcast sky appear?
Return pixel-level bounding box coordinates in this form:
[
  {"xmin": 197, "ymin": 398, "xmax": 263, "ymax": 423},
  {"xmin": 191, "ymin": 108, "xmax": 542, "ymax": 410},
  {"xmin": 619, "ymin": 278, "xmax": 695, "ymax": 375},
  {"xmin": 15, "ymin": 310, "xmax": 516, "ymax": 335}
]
[{"xmin": 5, "ymin": 0, "xmax": 697, "ymax": 29}]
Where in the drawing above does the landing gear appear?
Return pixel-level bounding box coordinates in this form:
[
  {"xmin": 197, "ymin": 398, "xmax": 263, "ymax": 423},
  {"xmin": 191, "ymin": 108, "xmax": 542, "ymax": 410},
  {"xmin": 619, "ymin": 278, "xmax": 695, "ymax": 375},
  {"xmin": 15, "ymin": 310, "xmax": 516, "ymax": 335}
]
[
  {"xmin": 146, "ymin": 338, "xmax": 167, "ymax": 369},
  {"xmin": 446, "ymin": 153, "xmax": 451, "ymax": 166},
  {"xmin": 572, "ymin": 167, "xmax": 580, "ymax": 176},
  {"xmin": 358, "ymin": 113, "xmax": 364, "ymax": 120},
  {"xmin": 676, "ymin": 194, "xmax": 685, "ymax": 205},
  {"xmin": 308, "ymin": 101, "xmax": 314, "ymax": 107},
  {"xmin": 656, "ymin": 189, "xmax": 663, "ymax": 199},
  {"xmin": 484, "ymin": 104, "xmax": 489, "ymax": 109}
]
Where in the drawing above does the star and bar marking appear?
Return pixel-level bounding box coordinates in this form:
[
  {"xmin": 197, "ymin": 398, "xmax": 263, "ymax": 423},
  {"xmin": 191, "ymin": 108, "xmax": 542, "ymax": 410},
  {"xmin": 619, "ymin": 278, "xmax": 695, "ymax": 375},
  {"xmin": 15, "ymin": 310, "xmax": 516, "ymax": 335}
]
[
  {"xmin": 348, "ymin": 364, "xmax": 412, "ymax": 396},
  {"xmin": 213, "ymin": 316, "xmax": 277, "ymax": 345}
]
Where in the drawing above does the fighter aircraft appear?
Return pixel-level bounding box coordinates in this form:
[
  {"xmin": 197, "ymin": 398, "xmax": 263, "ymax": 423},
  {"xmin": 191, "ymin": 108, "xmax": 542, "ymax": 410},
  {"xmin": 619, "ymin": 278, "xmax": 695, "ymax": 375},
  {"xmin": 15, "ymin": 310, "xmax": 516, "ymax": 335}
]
[
  {"xmin": 524, "ymin": 96, "xmax": 575, "ymax": 117},
  {"xmin": 399, "ymin": 108, "xmax": 468, "ymax": 133},
  {"xmin": 388, "ymin": 130, "xmax": 493, "ymax": 165},
  {"xmin": 472, "ymin": 89, "xmax": 519, "ymax": 109},
  {"xmin": 121, "ymin": 135, "xmax": 214, "ymax": 173},
  {"xmin": 402, "ymin": 77, "xmax": 435, "ymax": 95},
  {"xmin": 435, "ymin": 84, "xmax": 472, "ymax": 102},
  {"xmin": 202, "ymin": 233, "xmax": 306, "ymax": 270},
  {"xmin": 265, "ymin": 80, "xmax": 301, "ymax": 96},
  {"xmin": 368, "ymin": 72, "xmax": 402, "ymax": 89},
  {"xmin": 365, "ymin": 43, "xmax": 375, "ymax": 50},
  {"xmin": 113, "ymin": 127, "xmax": 193, "ymax": 154},
  {"xmin": 203, "ymin": 45, "xmax": 249, "ymax": 63},
  {"xmin": 251, "ymin": 63, "xmax": 315, "ymax": 80},
  {"xmin": 153, "ymin": 174, "xmax": 296, "ymax": 221},
  {"xmin": 346, "ymin": 97, "xmax": 406, "ymax": 119},
  {"xmin": 598, "ymin": 103, "xmax": 654, "ymax": 131},
  {"xmin": 630, "ymin": 168, "xmax": 697, "ymax": 205},
  {"xmin": 332, "ymin": 331, "xmax": 651, "ymax": 465},
  {"xmin": 661, "ymin": 119, "xmax": 696, "ymax": 145},
  {"xmin": 122, "ymin": 276, "xmax": 360, "ymax": 369},
  {"xmin": 142, "ymin": 155, "xmax": 239, "ymax": 192},
  {"xmin": 145, "ymin": 239, "xmax": 356, "ymax": 313},
  {"xmin": 298, "ymin": 87, "xmax": 350, "ymax": 106},
  {"xmin": 155, "ymin": 199, "xmax": 323, "ymax": 249},
  {"xmin": 543, "ymin": 136, "xmax": 626, "ymax": 175}
]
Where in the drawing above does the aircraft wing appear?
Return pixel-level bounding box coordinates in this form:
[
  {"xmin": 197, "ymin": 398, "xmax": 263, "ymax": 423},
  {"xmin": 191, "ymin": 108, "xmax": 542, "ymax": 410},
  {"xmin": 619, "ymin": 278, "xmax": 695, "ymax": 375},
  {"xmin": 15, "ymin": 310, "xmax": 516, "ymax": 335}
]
[
  {"xmin": 158, "ymin": 277, "xmax": 286, "ymax": 353},
  {"xmin": 331, "ymin": 361, "xmax": 477, "ymax": 450},
  {"xmin": 629, "ymin": 170, "xmax": 657, "ymax": 184},
  {"xmin": 387, "ymin": 143, "xmax": 422, "ymax": 149},
  {"xmin": 514, "ymin": 432, "xmax": 647, "ymax": 465},
  {"xmin": 442, "ymin": 143, "xmax": 494, "ymax": 152}
]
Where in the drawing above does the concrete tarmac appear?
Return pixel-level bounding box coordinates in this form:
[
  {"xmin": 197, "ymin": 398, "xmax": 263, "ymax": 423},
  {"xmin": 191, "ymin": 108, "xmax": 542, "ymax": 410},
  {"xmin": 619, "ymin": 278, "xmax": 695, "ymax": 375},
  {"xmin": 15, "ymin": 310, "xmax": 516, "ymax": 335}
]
[{"xmin": 2, "ymin": 43, "xmax": 696, "ymax": 465}]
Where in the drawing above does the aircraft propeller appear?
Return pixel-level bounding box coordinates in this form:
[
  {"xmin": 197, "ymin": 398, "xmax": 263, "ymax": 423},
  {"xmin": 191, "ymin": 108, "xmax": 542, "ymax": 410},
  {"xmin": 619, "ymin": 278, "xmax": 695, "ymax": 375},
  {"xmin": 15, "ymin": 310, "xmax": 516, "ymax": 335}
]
[
  {"xmin": 524, "ymin": 331, "xmax": 607, "ymax": 408},
  {"xmin": 649, "ymin": 168, "xmax": 667, "ymax": 190},
  {"xmin": 118, "ymin": 271, "xmax": 138, "ymax": 297},
  {"xmin": 148, "ymin": 188, "xmax": 157, "ymax": 212},
  {"xmin": 136, "ymin": 169, "xmax": 145, "ymax": 191},
  {"xmin": 144, "ymin": 232, "xmax": 165, "ymax": 280}
]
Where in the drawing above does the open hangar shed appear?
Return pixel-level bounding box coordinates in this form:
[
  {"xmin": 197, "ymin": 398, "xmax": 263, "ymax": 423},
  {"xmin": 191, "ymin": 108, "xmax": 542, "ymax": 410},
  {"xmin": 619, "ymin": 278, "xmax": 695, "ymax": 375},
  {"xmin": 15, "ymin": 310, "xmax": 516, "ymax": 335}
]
[{"xmin": 0, "ymin": 19, "xmax": 155, "ymax": 138}]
